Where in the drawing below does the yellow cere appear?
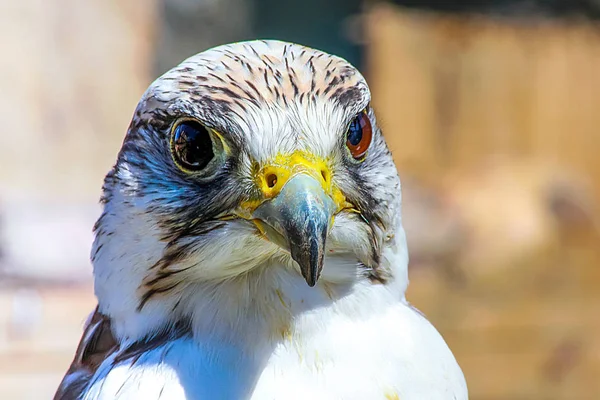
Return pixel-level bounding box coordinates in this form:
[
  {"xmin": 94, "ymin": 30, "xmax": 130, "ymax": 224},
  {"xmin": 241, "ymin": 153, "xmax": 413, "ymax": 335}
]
[{"xmin": 239, "ymin": 151, "xmax": 351, "ymax": 216}]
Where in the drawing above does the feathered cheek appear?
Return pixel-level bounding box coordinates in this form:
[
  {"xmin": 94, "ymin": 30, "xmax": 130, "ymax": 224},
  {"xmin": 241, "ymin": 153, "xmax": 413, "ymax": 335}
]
[
  {"xmin": 178, "ymin": 222, "xmax": 274, "ymax": 280},
  {"xmin": 326, "ymin": 213, "xmax": 375, "ymax": 266},
  {"xmin": 139, "ymin": 221, "xmax": 273, "ymax": 308}
]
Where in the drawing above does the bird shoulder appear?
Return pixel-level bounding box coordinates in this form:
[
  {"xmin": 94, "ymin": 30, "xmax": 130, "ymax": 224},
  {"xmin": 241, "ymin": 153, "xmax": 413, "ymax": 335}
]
[{"xmin": 54, "ymin": 307, "xmax": 118, "ymax": 400}]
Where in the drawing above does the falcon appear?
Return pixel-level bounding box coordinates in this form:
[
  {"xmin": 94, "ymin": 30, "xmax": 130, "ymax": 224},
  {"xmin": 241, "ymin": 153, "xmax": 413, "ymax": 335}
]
[{"xmin": 55, "ymin": 40, "xmax": 467, "ymax": 400}]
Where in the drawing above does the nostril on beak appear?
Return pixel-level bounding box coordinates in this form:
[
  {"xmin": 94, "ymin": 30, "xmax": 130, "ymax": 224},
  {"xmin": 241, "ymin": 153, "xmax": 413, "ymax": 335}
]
[
  {"xmin": 266, "ymin": 173, "xmax": 278, "ymax": 188},
  {"xmin": 320, "ymin": 169, "xmax": 328, "ymax": 183}
]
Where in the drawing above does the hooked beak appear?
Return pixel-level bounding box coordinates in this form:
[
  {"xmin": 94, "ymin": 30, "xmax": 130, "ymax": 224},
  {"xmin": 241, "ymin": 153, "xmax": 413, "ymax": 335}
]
[
  {"xmin": 239, "ymin": 152, "xmax": 347, "ymax": 287},
  {"xmin": 253, "ymin": 174, "xmax": 336, "ymax": 286}
]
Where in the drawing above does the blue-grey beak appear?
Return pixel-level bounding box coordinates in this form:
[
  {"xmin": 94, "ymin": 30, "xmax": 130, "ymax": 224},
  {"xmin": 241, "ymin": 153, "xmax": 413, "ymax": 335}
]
[{"xmin": 252, "ymin": 174, "xmax": 336, "ymax": 286}]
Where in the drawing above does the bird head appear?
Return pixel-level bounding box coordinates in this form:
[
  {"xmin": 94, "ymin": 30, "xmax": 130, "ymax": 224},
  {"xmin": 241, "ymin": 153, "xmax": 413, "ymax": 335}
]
[{"xmin": 92, "ymin": 41, "xmax": 405, "ymax": 332}]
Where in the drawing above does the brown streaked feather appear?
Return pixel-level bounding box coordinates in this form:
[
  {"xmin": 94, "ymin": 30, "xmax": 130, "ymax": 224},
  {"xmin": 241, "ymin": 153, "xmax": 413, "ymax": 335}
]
[
  {"xmin": 54, "ymin": 307, "xmax": 118, "ymax": 400},
  {"xmin": 112, "ymin": 317, "xmax": 192, "ymax": 365},
  {"xmin": 54, "ymin": 308, "xmax": 193, "ymax": 399}
]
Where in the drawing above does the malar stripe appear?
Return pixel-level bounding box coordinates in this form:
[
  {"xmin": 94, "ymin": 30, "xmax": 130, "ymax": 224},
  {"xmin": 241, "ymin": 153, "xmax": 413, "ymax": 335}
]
[
  {"xmin": 143, "ymin": 265, "xmax": 194, "ymax": 287},
  {"xmin": 137, "ymin": 281, "xmax": 181, "ymax": 311}
]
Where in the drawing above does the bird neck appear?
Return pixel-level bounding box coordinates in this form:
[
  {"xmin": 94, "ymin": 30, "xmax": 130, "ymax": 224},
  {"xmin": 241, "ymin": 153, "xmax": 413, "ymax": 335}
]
[{"xmin": 92, "ymin": 201, "xmax": 409, "ymax": 348}]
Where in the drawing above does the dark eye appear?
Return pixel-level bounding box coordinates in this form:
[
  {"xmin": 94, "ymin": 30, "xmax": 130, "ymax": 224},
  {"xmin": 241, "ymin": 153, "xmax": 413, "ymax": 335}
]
[
  {"xmin": 171, "ymin": 120, "xmax": 214, "ymax": 171},
  {"xmin": 346, "ymin": 109, "xmax": 372, "ymax": 160}
]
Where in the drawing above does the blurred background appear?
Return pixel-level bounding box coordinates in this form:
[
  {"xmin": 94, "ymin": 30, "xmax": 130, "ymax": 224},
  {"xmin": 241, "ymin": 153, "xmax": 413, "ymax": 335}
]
[{"xmin": 1, "ymin": 0, "xmax": 599, "ymax": 398}]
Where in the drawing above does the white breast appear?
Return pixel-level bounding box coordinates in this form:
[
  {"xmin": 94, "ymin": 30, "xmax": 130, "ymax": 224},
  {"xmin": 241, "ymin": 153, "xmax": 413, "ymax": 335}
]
[
  {"xmin": 252, "ymin": 302, "xmax": 467, "ymax": 400},
  {"xmin": 82, "ymin": 298, "xmax": 467, "ymax": 400}
]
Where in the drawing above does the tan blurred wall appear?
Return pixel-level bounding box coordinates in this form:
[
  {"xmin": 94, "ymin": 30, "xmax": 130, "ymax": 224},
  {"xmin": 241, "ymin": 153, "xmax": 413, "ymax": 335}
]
[
  {"xmin": 367, "ymin": 4, "xmax": 600, "ymax": 399},
  {"xmin": 0, "ymin": 0, "xmax": 156, "ymax": 202},
  {"xmin": 367, "ymin": 4, "xmax": 600, "ymax": 197}
]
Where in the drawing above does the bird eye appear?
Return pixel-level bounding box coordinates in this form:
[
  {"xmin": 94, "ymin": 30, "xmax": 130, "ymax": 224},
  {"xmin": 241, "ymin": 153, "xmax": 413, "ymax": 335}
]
[
  {"xmin": 171, "ymin": 120, "xmax": 214, "ymax": 171},
  {"xmin": 346, "ymin": 109, "xmax": 372, "ymax": 160}
]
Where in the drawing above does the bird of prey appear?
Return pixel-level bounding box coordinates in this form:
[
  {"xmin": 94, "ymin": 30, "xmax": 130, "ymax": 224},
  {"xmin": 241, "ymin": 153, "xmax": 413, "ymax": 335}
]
[{"xmin": 55, "ymin": 40, "xmax": 467, "ymax": 400}]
